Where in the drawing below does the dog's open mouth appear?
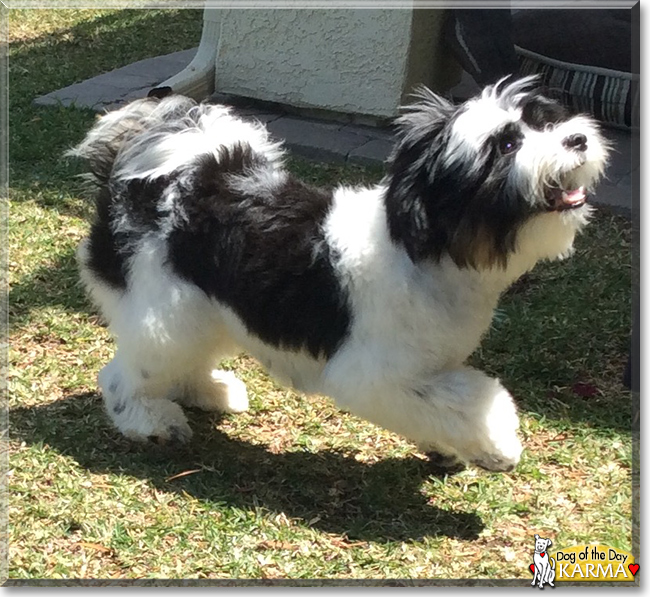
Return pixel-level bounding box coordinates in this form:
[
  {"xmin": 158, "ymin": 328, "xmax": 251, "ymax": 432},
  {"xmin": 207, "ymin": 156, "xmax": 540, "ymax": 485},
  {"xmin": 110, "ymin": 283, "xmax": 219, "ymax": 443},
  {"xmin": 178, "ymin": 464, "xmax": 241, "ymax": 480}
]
[{"xmin": 545, "ymin": 185, "xmax": 587, "ymax": 212}]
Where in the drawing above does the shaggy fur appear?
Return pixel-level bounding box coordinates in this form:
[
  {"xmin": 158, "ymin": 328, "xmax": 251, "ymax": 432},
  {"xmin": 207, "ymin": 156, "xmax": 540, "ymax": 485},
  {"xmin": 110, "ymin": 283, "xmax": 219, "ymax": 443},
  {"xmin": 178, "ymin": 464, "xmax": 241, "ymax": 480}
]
[{"xmin": 69, "ymin": 76, "xmax": 609, "ymax": 472}]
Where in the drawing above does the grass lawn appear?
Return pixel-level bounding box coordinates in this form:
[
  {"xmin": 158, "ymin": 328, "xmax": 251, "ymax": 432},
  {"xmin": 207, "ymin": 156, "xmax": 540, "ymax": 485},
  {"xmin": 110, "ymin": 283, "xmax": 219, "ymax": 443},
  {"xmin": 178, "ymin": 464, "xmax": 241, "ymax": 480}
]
[{"xmin": 6, "ymin": 8, "xmax": 634, "ymax": 582}]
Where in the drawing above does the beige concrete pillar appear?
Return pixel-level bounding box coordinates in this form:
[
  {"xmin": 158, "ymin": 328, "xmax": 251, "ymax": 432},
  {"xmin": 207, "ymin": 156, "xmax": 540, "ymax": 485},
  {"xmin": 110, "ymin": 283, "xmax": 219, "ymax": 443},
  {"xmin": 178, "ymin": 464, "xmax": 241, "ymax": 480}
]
[{"xmin": 162, "ymin": 8, "xmax": 460, "ymax": 121}]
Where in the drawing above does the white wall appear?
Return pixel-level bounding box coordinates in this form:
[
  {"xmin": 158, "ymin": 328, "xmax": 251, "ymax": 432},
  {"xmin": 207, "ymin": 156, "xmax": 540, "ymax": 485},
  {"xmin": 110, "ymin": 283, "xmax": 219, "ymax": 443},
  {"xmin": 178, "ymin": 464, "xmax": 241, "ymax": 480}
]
[{"xmin": 213, "ymin": 9, "xmax": 458, "ymax": 119}]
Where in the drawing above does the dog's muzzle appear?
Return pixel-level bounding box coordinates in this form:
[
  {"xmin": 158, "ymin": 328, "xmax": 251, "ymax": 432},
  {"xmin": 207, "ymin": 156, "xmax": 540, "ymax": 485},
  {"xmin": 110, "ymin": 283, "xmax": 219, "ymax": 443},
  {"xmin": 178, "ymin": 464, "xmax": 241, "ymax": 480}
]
[{"xmin": 545, "ymin": 185, "xmax": 587, "ymax": 212}]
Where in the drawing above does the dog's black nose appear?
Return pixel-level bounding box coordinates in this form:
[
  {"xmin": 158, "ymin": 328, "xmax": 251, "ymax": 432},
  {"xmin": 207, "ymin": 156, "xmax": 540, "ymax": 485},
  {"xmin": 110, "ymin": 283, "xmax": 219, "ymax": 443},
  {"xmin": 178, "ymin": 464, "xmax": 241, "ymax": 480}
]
[{"xmin": 563, "ymin": 133, "xmax": 588, "ymax": 151}]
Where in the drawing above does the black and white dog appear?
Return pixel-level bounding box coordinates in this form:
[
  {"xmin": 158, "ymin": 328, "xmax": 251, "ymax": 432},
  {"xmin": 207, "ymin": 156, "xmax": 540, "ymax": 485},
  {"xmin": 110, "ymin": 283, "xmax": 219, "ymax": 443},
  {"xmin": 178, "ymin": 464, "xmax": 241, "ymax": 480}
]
[{"xmin": 70, "ymin": 76, "xmax": 608, "ymax": 472}]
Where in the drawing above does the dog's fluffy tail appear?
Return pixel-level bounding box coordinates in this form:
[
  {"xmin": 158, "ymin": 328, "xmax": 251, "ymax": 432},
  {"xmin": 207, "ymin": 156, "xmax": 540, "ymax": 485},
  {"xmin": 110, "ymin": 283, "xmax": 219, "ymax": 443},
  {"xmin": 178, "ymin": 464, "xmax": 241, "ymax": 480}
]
[{"xmin": 66, "ymin": 95, "xmax": 197, "ymax": 187}]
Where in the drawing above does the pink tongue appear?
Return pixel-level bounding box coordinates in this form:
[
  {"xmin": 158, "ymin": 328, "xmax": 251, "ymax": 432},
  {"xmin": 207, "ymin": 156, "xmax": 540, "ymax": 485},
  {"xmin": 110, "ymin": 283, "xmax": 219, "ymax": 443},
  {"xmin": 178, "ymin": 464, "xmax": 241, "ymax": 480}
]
[{"xmin": 563, "ymin": 187, "xmax": 585, "ymax": 204}]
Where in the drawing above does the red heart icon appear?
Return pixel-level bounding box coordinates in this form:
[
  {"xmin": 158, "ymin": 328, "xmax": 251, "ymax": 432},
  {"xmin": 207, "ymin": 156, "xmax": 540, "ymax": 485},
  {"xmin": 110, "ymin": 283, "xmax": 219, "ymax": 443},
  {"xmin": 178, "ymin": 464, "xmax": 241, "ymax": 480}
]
[
  {"xmin": 541, "ymin": 552, "xmax": 545, "ymax": 558},
  {"xmin": 529, "ymin": 564, "xmax": 535, "ymax": 573},
  {"xmin": 629, "ymin": 563, "xmax": 639, "ymax": 576}
]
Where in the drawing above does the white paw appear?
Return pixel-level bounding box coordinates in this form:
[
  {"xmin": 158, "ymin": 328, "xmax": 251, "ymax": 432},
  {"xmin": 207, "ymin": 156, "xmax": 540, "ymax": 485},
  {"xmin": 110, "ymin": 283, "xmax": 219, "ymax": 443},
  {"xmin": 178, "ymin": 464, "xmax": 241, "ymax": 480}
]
[
  {"xmin": 113, "ymin": 396, "xmax": 193, "ymax": 444},
  {"xmin": 210, "ymin": 370, "xmax": 249, "ymax": 413},
  {"xmin": 179, "ymin": 369, "xmax": 249, "ymax": 413},
  {"xmin": 471, "ymin": 388, "xmax": 523, "ymax": 472},
  {"xmin": 470, "ymin": 441, "xmax": 522, "ymax": 472},
  {"xmin": 490, "ymin": 426, "xmax": 524, "ymax": 465}
]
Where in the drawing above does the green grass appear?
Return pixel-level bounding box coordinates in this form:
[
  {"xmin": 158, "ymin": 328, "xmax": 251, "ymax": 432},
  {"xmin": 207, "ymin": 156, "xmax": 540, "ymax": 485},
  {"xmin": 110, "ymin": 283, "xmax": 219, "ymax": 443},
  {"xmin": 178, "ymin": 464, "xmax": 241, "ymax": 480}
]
[{"xmin": 7, "ymin": 9, "xmax": 633, "ymax": 581}]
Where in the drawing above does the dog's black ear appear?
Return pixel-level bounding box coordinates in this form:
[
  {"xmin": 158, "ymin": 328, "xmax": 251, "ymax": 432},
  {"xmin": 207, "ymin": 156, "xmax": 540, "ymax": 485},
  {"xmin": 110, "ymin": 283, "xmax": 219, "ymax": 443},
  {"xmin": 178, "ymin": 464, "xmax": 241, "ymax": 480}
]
[
  {"xmin": 535, "ymin": 534, "xmax": 540, "ymax": 540},
  {"xmin": 547, "ymin": 540, "xmax": 552, "ymax": 548},
  {"xmin": 384, "ymin": 149, "xmax": 435, "ymax": 262},
  {"xmin": 384, "ymin": 90, "xmax": 455, "ymax": 262}
]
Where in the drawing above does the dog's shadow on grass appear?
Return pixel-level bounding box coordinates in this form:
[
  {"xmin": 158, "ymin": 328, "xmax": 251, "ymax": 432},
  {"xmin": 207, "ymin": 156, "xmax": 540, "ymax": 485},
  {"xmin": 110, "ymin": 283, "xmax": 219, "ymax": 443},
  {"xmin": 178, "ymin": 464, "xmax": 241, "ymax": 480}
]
[
  {"xmin": 10, "ymin": 392, "xmax": 484, "ymax": 543},
  {"xmin": 9, "ymin": 248, "xmax": 96, "ymax": 327}
]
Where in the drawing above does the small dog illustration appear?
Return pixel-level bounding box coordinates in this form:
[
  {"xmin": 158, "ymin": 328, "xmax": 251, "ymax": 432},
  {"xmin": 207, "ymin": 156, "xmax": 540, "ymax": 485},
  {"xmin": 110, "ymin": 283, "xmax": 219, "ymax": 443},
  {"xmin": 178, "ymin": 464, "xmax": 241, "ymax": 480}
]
[{"xmin": 531, "ymin": 534, "xmax": 555, "ymax": 589}]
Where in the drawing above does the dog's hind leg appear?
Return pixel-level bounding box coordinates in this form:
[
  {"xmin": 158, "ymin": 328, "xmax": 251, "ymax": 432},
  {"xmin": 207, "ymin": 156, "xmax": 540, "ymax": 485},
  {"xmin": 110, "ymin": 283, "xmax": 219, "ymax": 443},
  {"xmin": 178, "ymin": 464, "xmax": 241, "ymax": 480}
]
[
  {"xmin": 78, "ymin": 240, "xmax": 190, "ymax": 442},
  {"xmin": 546, "ymin": 563, "xmax": 555, "ymax": 587},
  {"xmin": 93, "ymin": 238, "xmax": 250, "ymax": 441},
  {"xmin": 98, "ymin": 351, "xmax": 193, "ymax": 444},
  {"xmin": 175, "ymin": 366, "xmax": 249, "ymax": 414}
]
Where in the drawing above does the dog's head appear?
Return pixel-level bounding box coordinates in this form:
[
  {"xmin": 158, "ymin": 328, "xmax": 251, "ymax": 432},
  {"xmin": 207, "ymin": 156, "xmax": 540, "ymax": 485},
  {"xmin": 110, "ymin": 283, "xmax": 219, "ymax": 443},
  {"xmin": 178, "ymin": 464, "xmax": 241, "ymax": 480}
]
[
  {"xmin": 534, "ymin": 534, "xmax": 553, "ymax": 554},
  {"xmin": 384, "ymin": 76, "xmax": 610, "ymax": 269}
]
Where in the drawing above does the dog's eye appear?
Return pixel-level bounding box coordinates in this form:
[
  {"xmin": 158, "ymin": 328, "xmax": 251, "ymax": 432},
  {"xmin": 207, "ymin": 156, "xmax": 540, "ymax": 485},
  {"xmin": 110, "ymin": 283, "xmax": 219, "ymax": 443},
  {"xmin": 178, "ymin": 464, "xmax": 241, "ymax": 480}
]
[{"xmin": 499, "ymin": 136, "xmax": 519, "ymax": 155}]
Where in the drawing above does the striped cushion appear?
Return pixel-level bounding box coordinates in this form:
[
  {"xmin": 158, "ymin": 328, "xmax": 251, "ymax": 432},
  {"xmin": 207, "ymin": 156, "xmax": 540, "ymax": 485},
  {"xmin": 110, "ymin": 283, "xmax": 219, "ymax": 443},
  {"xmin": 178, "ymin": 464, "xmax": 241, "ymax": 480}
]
[{"xmin": 516, "ymin": 46, "xmax": 639, "ymax": 129}]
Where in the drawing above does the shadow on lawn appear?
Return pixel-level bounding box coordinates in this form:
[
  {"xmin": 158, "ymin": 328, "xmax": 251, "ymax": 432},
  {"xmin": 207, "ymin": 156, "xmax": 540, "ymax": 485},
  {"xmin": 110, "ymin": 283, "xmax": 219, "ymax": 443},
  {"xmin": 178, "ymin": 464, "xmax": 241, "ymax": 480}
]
[
  {"xmin": 9, "ymin": 247, "xmax": 93, "ymax": 326},
  {"xmin": 10, "ymin": 392, "xmax": 484, "ymax": 543}
]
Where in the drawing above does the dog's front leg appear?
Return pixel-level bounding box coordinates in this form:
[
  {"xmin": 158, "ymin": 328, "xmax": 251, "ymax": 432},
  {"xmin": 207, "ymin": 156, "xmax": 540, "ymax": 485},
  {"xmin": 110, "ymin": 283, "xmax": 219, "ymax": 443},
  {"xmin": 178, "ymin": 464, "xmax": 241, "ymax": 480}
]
[
  {"xmin": 531, "ymin": 566, "xmax": 539, "ymax": 586},
  {"xmin": 335, "ymin": 366, "xmax": 523, "ymax": 472},
  {"xmin": 539, "ymin": 564, "xmax": 549, "ymax": 588},
  {"xmin": 414, "ymin": 368, "xmax": 523, "ymax": 472}
]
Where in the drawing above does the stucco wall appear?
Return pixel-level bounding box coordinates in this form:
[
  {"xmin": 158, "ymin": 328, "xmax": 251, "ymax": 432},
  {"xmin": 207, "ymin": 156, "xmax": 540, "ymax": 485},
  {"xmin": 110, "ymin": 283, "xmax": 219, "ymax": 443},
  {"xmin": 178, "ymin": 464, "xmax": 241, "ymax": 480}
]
[{"xmin": 214, "ymin": 9, "xmax": 457, "ymax": 119}]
